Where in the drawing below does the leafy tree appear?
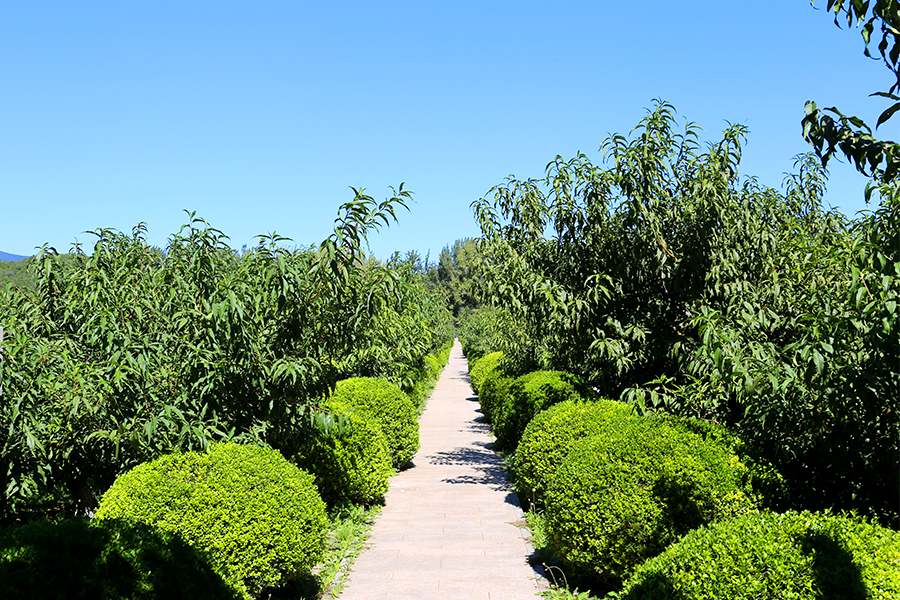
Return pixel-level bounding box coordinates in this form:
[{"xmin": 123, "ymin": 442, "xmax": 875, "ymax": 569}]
[
  {"xmin": 423, "ymin": 238, "xmax": 481, "ymax": 317},
  {"xmin": 472, "ymin": 101, "xmax": 898, "ymax": 526},
  {"xmin": 0, "ymin": 187, "xmax": 452, "ymax": 517},
  {"xmin": 803, "ymin": 0, "xmax": 900, "ymax": 189}
]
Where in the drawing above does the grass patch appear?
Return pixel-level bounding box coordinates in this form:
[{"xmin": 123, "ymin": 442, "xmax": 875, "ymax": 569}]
[{"xmin": 315, "ymin": 502, "xmax": 381, "ymax": 599}]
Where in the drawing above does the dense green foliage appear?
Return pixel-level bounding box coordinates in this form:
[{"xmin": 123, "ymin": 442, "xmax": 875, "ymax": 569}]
[
  {"xmin": 468, "ymin": 351, "xmax": 511, "ymax": 424},
  {"xmin": 511, "ymin": 399, "xmax": 633, "ymax": 507},
  {"xmin": 401, "ymin": 341, "xmax": 452, "ymax": 410},
  {"xmin": 293, "ymin": 399, "xmax": 391, "ymax": 506},
  {"xmin": 95, "ymin": 443, "xmax": 328, "ymax": 598},
  {"xmin": 422, "ymin": 238, "xmax": 481, "ymax": 318},
  {"xmin": 458, "ymin": 306, "xmax": 516, "ymax": 364},
  {"xmin": 468, "ymin": 351, "xmax": 504, "ymax": 397},
  {"xmin": 544, "ymin": 418, "xmax": 757, "ymax": 585},
  {"xmin": 480, "ymin": 375, "xmax": 513, "ymax": 428},
  {"xmin": 621, "ymin": 510, "xmax": 900, "ymax": 600},
  {"xmin": 649, "ymin": 414, "xmax": 788, "ymax": 511},
  {"xmin": 0, "ymin": 257, "xmax": 36, "ymax": 291},
  {"xmin": 492, "ymin": 370, "xmax": 591, "ymax": 450},
  {"xmin": 0, "ymin": 516, "xmax": 244, "ymax": 600},
  {"xmin": 471, "ymin": 102, "xmax": 899, "ymax": 526},
  {"xmin": 0, "ymin": 190, "xmax": 452, "ymax": 516},
  {"xmin": 329, "ymin": 377, "xmax": 419, "ymax": 469}
]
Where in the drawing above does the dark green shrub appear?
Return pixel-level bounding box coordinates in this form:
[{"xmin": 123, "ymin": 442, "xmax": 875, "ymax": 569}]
[
  {"xmin": 424, "ymin": 353, "xmax": 441, "ymax": 381},
  {"xmin": 330, "ymin": 377, "xmax": 419, "ymax": 468},
  {"xmin": 621, "ymin": 510, "xmax": 900, "ymax": 600},
  {"xmin": 407, "ymin": 347, "xmax": 449, "ymax": 409},
  {"xmin": 492, "ymin": 370, "xmax": 593, "ymax": 450},
  {"xmin": 95, "ymin": 443, "xmax": 328, "ymax": 598},
  {"xmin": 512, "ymin": 398, "xmax": 634, "ymax": 507},
  {"xmin": 480, "ymin": 374, "xmax": 513, "ymax": 426},
  {"xmin": 0, "ymin": 517, "xmax": 244, "ymax": 600},
  {"xmin": 402, "ymin": 344, "xmax": 450, "ymax": 410},
  {"xmin": 469, "ymin": 351, "xmax": 503, "ymax": 397},
  {"xmin": 650, "ymin": 413, "xmax": 788, "ymax": 510},
  {"xmin": 293, "ymin": 400, "xmax": 391, "ymax": 505},
  {"xmin": 544, "ymin": 418, "xmax": 757, "ymax": 585},
  {"xmin": 435, "ymin": 340, "xmax": 452, "ymax": 367},
  {"xmin": 400, "ymin": 363, "xmax": 430, "ymax": 409}
]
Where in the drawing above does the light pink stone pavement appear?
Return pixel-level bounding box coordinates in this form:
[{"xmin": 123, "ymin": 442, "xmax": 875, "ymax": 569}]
[{"xmin": 337, "ymin": 340, "xmax": 548, "ymax": 600}]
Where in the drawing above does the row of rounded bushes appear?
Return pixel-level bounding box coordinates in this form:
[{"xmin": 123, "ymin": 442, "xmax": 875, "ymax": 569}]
[
  {"xmin": 402, "ymin": 341, "xmax": 453, "ymax": 410},
  {"xmin": 0, "ymin": 348, "xmax": 452, "ymax": 599},
  {"xmin": 466, "ymin": 349, "xmax": 900, "ymax": 598},
  {"xmin": 1, "ymin": 443, "xmax": 324, "ymax": 600}
]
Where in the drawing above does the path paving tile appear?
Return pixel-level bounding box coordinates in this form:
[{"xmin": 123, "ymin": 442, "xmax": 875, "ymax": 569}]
[{"xmin": 338, "ymin": 340, "xmax": 547, "ymax": 600}]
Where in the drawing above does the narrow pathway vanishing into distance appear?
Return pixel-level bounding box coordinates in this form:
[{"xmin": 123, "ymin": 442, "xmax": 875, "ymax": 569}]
[{"xmin": 338, "ymin": 340, "xmax": 547, "ymax": 600}]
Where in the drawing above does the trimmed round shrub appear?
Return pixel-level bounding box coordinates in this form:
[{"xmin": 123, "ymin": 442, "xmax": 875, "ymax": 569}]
[
  {"xmin": 480, "ymin": 374, "xmax": 513, "ymax": 426},
  {"xmin": 424, "ymin": 353, "xmax": 441, "ymax": 381},
  {"xmin": 293, "ymin": 400, "xmax": 392, "ymax": 505},
  {"xmin": 0, "ymin": 517, "xmax": 244, "ymax": 600},
  {"xmin": 435, "ymin": 341, "xmax": 452, "ymax": 368},
  {"xmin": 400, "ymin": 363, "xmax": 429, "ymax": 409},
  {"xmin": 492, "ymin": 370, "xmax": 593, "ymax": 450},
  {"xmin": 512, "ymin": 398, "xmax": 634, "ymax": 506},
  {"xmin": 331, "ymin": 377, "xmax": 419, "ymax": 468},
  {"xmin": 544, "ymin": 418, "xmax": 757, "ymax": 585},
  {"xmin": 95, "ymin": 443, "xmax": 328, "ymax": 598},
  {"xmin": 621, "ymin": 511, "xmax": 900, "ymax": 600},
  {"xmin": 469, "ymin": 351, "xmax": 504, "ymax": 397},
  {"xmin": 650, "ymin": 413, "xmax": 788, "ymax": 510}
]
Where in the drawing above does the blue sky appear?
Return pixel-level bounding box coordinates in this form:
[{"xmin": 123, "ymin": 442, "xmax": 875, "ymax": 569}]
[{"xmin": 0, "ymin": 1, "xmax": 892, "ymax": 261}]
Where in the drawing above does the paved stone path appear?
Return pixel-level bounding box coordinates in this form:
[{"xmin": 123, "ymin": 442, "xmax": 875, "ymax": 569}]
[{"xmin": 338, "ymin": 340, "xmax": 547, "ymax": 600}]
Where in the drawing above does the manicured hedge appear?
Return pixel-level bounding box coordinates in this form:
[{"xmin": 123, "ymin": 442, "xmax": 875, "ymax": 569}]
[
  {"xmin": 95, "ymin": 443, "xmax": 328, "ymax": 598},
  {"xmin": 293, "ymin": 400, "xmax": 392, "ymax": 505},
  {"xmin": 544, "ymin": 418, "xmax": 757, "ymax": 585},
  {"xmin": 469, "ymin": 351, "xmax": 503, "ymax": 397},
  {"xmin": 0, "ymin": 517, "xmax": 244, "ymax": 600},
  {"xmin": 331, "ymin": 377, "xmax": 419, "ymax": 468},
  {"xmin": 650, "ymin": 413, "xmax": 788, "ymax": 510},
  {"xmin": 621, "ymin": 511, "xmax": 900, "ymax": 600},
  {"xmin": 492, "ymin": 370, "xmax": 592, "ymax": 450},
  {"xmin": 404, "ymin": 342, "xmax": 452, "ymax": 410},
  {"xmin": 480, "ymin": 374, "xmax": 513, "ymax": 426},
  {"xmin": 512, "ymin": 398, "xmax": 634, "ymax": 507}
]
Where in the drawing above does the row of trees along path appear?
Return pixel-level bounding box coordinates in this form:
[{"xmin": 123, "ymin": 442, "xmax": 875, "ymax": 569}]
[{"xmin": 339, "ymin": 340, "xmax": 548, "ymax": 599}]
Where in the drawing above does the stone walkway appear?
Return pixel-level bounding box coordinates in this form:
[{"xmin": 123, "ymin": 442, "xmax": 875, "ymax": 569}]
[{"xmin": 338, "ymin": 340, "xmax": 547, "ymax": 600}]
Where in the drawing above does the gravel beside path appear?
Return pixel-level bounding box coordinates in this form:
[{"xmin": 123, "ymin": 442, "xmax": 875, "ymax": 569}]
[{"xmin": 337, "ymin": 340, "xmax": 547, "ymax": 600}]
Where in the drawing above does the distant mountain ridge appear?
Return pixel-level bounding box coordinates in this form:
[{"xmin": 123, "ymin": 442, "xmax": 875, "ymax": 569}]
[{"xmin": 0, "ymin": 251, "xmax": 29, "ymax": 262}]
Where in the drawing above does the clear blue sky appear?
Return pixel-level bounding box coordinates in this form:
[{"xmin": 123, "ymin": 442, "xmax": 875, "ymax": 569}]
[{"xmin": 0, "ymin": 1, "xmax": 892, "ymax": 261}]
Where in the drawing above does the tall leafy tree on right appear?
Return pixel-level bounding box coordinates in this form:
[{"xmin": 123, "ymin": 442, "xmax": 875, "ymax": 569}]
[{"xmin": 803, "ymin": 0, "xmax": 900, "ymax": 191}]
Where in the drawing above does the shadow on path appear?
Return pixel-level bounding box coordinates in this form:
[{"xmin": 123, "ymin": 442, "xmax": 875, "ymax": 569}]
[{"xmin": 427, "ymin": 443, "xmax": 516, "ymax": 494}]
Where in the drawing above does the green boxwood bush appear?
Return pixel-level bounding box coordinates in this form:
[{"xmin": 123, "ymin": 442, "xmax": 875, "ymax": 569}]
[
  {"xmin": 492, "ymin": 370, "xmax": 593, "ymax": 450},
  {"xmin": 512, "ymin": 398, "xmax": 634, "ymax": 507},
  {"xmin": 293, "ymin": 400, "xmax": 391, "ymax": 505},
  {"xmin": 399, "ymin": 363, "xmax": 430, "ymax": 410},
  {"xmin": 424, "ymin": 353, "xmax": 441, "ymax": 381},
  {"xmin": 0, "ymin": 517, "xmax": 244, "ymax": 600},
  {"xmin": 544, "ymin": 418, "xmax": 757, "ymax": 585},
  {"xmin": 480, "ymin": 374, "xmax": 513, "ymax": 426},
  {"xmin": 650, "ymin": 413, "xmax": 788, "ymax": 510},
  {"xmin": 435, "ymin": 340, "xmax": 452, "ymax": 367},
  {"xmin": 95, "ymin": 443, "xmax": 328, "ymax": 598},
  {"xmin": 330, "ymin": 377, "xmax": 419, "ymax": 468},
  {"xmin": 621, "ymin": 510, "xmax": 900, "ymax": 600},
  {"xmin": 468, "ymin": 351, "xmax": 503, "ymax": 397},
  {"xmin": 403, "ymin": 344, "xmax": 450, "ymax": 410}
]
